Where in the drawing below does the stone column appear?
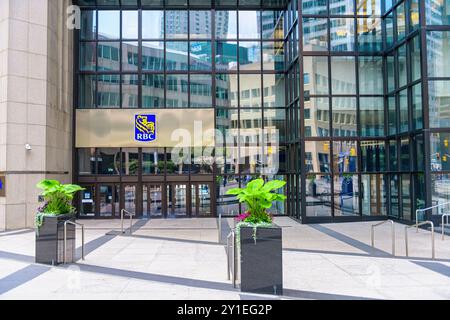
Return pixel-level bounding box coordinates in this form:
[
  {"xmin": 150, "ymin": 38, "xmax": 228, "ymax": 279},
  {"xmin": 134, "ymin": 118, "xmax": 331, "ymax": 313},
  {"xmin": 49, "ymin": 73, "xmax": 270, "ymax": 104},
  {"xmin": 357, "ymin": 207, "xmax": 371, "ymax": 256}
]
[{"xmin": 0, "ymin": 0, "xmax": 73, "ymax": 230}]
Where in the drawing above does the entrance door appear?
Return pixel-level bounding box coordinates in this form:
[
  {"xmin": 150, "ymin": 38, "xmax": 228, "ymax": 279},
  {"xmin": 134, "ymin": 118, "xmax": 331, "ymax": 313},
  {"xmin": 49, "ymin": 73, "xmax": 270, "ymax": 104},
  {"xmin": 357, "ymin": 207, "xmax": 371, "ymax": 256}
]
[
  {"xmin": 123, "ymin": 184, "xmax": 137, "ymax": 215},
  {"xmin": 167, "ymin": 184, "xmax": 188, "ymax": 218},
  {"xmin": 191, "ymin": 184, "xmax": 213, "ymax": 217},
  {"xmin": 79, "ymin": 185, "xmax": 95, "ymax": 218},
  {"xmin": 99, "ymin": 185, "xmax": 114, "ymax": 218},
  {"xmin": 143, "ymin": 184, "xmax": 163, "ymax": 218}
]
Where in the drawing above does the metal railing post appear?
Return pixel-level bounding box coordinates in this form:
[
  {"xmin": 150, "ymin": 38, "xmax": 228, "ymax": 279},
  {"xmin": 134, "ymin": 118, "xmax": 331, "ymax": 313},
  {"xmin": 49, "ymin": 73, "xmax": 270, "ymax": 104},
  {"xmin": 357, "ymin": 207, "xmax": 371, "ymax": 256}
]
[
  {"xmin": 371, "ymin": 220, "xmax": 395, "ymax": 256},
  {"xmin": 405, "ymin": 221, "xmax": 435, "ymax": 260},
  {"xmin": 121, "ymin": 209, "xmax": 125, "ymax": 234},
  {"xmin": 226, "ymin": 234, "xmax": 231, "ymax": 280},
  {"xmin": 130, "ymin": 212, "xmax": 133, "ymax": 235},
  {"xmin": 218, "ymin": 213, "xmax": 222, "ymax": 244},
  {"xmin": 442, "ymin": 213, "xmax": 450, "ymax": 240},
  {"xmin": 416, "ymin": 201, "xmax": 450, "ymax": 233},
  {"xmin": 64, "ymin": 220, "xmax": 85, "ymax": 264},
  {"xmin": 64, "ymin": 222, "xmax": 68, "ymax": 264},
  {"xmin": 232, "ymin": 231, "xmax": 237, "ymax": 288}
]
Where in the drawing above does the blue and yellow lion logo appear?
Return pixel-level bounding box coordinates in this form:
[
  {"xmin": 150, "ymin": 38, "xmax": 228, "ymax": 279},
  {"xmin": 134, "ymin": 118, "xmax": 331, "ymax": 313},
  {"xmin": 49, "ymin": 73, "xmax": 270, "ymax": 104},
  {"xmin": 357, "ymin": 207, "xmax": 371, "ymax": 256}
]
[{"xmin": 135, "ymin": 114, "xmax": 156, "ymax": 142}]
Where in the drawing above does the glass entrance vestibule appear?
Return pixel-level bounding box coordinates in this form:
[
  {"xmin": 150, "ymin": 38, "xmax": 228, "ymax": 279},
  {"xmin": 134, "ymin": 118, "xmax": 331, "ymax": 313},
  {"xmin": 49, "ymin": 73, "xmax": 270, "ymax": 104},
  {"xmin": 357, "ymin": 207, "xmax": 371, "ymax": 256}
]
[{"xmin": 77, "ymin": 182, "xmax": 214, "ymax": 219}]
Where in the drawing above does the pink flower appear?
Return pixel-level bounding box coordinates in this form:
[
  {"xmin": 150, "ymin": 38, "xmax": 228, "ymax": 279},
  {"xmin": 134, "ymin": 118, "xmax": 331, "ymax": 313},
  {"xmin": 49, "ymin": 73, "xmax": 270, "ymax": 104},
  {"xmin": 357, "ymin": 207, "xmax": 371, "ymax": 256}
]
[{"xmin": 235, "ymin": 211, "xmax": 250, "ymax": 222}]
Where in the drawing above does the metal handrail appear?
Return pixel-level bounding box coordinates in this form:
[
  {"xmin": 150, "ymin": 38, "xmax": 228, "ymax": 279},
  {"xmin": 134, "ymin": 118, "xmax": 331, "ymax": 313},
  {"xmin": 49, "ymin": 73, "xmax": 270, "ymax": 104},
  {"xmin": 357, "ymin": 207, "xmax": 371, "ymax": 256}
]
[
  {"xmin": 63, "ymin": 220, "xmax": 85, "ymax": 264},
  {"xmin": 121, "ymin": 209, "xmax": 135, "ymax": 235},
  {"xmin": 442, "ymin": 213, "xmax": 450, "ymax": 240},
  {"xmin": 371, "ymin": 219, "xmax": 395, "ymax": 256},
  {"xmin": 416, "ymin": 201, "xmax": 450, "ymax": 232},
  {"xmin": 405, "ymin": 221, "xmax": 435, "ymax": 260}
]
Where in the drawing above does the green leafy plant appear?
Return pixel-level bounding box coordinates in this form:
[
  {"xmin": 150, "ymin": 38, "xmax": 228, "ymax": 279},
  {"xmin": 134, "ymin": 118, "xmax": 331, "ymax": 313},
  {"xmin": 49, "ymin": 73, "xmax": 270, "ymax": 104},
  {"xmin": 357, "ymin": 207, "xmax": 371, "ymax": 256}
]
[
  {"xmin": 35, "ymin": 180, "xmax": 85, "ymax": 229},
  {"xmin": 226, "ymin": 178, "xmax": 286, "ymax": 225}
]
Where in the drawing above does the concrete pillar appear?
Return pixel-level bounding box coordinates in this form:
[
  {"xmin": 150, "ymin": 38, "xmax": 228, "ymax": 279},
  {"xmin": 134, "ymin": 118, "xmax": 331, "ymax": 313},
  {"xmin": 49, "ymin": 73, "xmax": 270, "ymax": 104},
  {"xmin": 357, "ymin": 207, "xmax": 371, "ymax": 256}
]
[{"xmin": 0, "ymin": 0, "xmax": 73, "ymax": 230}]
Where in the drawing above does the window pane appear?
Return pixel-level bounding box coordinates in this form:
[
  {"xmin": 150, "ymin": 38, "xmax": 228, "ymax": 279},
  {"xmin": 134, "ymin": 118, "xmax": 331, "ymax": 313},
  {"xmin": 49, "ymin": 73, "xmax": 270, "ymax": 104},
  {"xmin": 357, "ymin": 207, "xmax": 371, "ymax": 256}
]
[
  {"xmin": 305, "ymin": 141, "xmax": 331, "ymax": 173},
  {"xmin": 166, "ymin": 10, "xmax": 188, "ymax": 39},
  {"xmin": 357, "ymin": 18, "xmax": 382, "ymax": 52},
  {"xmin": 263, "ymin": 74, "xmax": 285, "ymax": 108},
  {"xmin": 431, "ymin": 174, "xmax": 450, "ymax": 213},
  {"xmin": 429, "ymin": 81, "xmax": 450, "ymax": 128},
  {"xmin": 80, "ymin": 10, "xmax": 96, "ymax": 40},
  {"xmin": 97, "ymin": 42, "xmax": 120, "ymax": 71},
  {"xmin": 389, "ymin": 140, "xmax": 398, "ymax": 171},
  {"xmin": 306, "ymin": 174, "xmax": 332, "ymax": 217},
  {"xmin": 410, "ymin": 0, "xmax": 420, "ymax": 30},
  {"xmin": 264, "ymin": 109, "xmax": 286, "ymax": 143},
  {"xmin": 427, "ymin": 31, "xmax": 450, "ymax": 78},
  {"xmin": 397, "ymin": 44, "xmax": 407, "ymax": 88},
  {"xmin": 304, "ymin": 56, "xmax": 329, "ymax": 95},
  {"xmin": 143, "ymin": 148, "xmax": 165, "ymax": 175},
  {"xmin": 333, "ymin": 141, "xmax": 358, "ymax": 173},
  {"xmin": 190, "ymin": 41, "xmax": 212, "ymax": 71},
  {"xmin": 386, "ymin": 53, "xmax": 395, "ymax": 93},
  {"xmin": 357, "ymin": 0, "xmax": 381, "ymax": 16},
  {"xmin": 388, "ymin": 96, "xmax": 397, "ymax": 135},
  {"xmin": 332, "ymin": 97, "xmax": 357, "ymax": 137},
  {"xmin": 142, "ymin": 42, "xmax": 164, "ymax": 71},
  {"xmin": 239, "ymin": 11, "xmax": 260, "ymax": 39},
  {"xmin": 303, "ymin": 0, "xmax": 327, "ymax": 15},
  {"xmin": 122, "ymin": 11, "xmax": 138, "ymax": 39},
  {"xmin": 166, "ymin": 74, "xmax": 189, "ymax": 108},
  {"xmin": 78, "ymin": 148, "xmax": 96, "ymax": 175},
  {"xmin": 385, "ymin": 12, "xmax": 394, "ymax": 48},
  {"xmin": 190, "ymin": 75, "xmax": 213, "ymax": 108},
  {"xmin": 401, "ymin": 174, "xmax": 411, "ymax": 220},
  {"xmin": 261, "ymin": 11, "xmax": 284, "ymax": 39},
  {"xmin": 80, "ymin": 42, "xmax": 96, "ymax": 71},
  {"xmin": 142, "ymin": 74, "xmax": 165, "ymax": 108},
  {"xmin": 331, "ymin": 56, "xmax": 356, "ymax": 94},
  {"xmin": 216, "ymin": 74, "xmax": 238, "ymax": 108},
  {"xmin": 411, "ymin": 36, "xmax": 422, "ymax": 81},
  {"xmin": 426, "ymin": 0, "xmax": 450, "ymax": 25},
  {"xmin": 330, "ymin": 0, "xmax": 354, "ymax": 15},
  {"xmin": 98, "ymin": 148, "xmax": 121, "ymax": 175},
  {"xmin": 396, "ymin": 2, "xmax": 406, "ymax": 40},
  {"xmin": 79, "ymin": 75, "xmax": 96, "ymax": 108},
  {"xmin": 142, "ymin": 11, "xmax": 164, "ymax": 39},
  {"xmin": 215, "ymin": 41, "xmax": 238, "ymax": 71},
  {"xmin": 121, "ymin": 148, "xmax": 139, "ymax": 175},
  {"xmin": 166, "ymin": 41, "xmax": 188, "ymax": 71},
  {"xmin": 240, "ymin": 75, "xmax": 261, "ymax": 108},
  {"xmin": 122, "ymin": 75, "xmax": 138, "ymax": 109},
  {"xmin": 412, "ymin": 83, "xmax": 423, "ymax": 130},
  {"xmin": 334, "ymin": 174, "xmax": 359, "ymax": 216},
  {"xmin": 358, "ymin": 56, "xmax": 383, "ymax": 94},
  {"xmin": 360, "ymin": 97, "xmax": 384, "ymax": 137},
  {"xmin": 431, "ymin": 133, "xmax": 450, "ymax": 171},
  {"xmin": 122, "ymin": 41, "xmax": 139, "ymax": 71},
  {"xmin": 98, "ymin": 10, "xmax": 120, "ymax": 40},
  {"xmin": 305, "ymin": 97, "xmax": 330, "ymax": 137},
  {"xmin": 399, "ymin": 89, "xmax": 408, "ymax": 133},
  {"xmin": 303, "ymin": 18, "xmax": 328, "ymax": 52},
  {"xmin": 331, "ymin": 18, "xmax": 355, "ymax": 52},
  {"xmin": 216, "ymin": 11, "xmax": 237, "ymax": 39},
  {"xmin": 97, "ymin": 74, "xmax": 120, "ymax": 108},
  {"xmin": 263, "ymin": 41, "xmax": 284, "ymax": 72},
  {"xmin": 361, "ymin": 141, "xmax": 386, "ymax": 172},
  {"xmin": 400, "ymin": 139, "xmax": 410, "ymax": 171},
  {"xmin": 239, "ymin": 41, "xmax": 261, "ymax": 70},
  {"xmin": 361, "ymin": 174, "xmax": 387, "ymax": 216},
  {"xmin": 189, "ymin": 11, "xmax": 211, "ymax": 39}
]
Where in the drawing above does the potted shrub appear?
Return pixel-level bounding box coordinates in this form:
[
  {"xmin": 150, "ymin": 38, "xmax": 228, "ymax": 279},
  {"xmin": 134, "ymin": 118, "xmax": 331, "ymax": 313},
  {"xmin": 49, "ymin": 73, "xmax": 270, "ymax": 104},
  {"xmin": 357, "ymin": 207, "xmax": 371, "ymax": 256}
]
[
  {"xmin": 226, "ymin": 178, "xmax": 286, "ymax": 295},
  {"xmin": 35, "ymin": 180, "xmax": 84, "ymax": 265}
]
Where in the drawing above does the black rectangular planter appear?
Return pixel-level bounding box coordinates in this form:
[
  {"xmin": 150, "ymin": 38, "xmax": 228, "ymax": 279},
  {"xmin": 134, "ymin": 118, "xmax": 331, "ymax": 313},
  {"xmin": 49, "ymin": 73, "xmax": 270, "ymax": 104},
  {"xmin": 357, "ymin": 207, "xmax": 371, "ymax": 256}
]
[
  {"xmin": 239, "ymin": 226, "xmax": 283, "ymax": 295},
  {"xmin": 35, "ymin": 214, "xmax": 76, "ymax": 265}
]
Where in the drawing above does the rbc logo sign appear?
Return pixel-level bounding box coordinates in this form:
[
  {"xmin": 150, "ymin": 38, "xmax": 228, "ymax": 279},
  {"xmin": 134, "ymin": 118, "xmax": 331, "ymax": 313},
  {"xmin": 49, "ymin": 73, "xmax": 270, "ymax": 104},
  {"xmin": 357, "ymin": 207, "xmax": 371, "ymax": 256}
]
[{"xmin": 135, "ymin": 114, "xmax": 157, "ymax": 142}]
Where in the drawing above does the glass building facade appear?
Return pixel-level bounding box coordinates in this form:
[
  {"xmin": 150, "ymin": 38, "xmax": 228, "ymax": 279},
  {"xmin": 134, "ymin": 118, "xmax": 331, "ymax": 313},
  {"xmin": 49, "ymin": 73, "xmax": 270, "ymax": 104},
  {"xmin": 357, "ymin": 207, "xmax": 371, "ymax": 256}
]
[{"xmin": 73, "ymin": 0, "xmax": 450, "ymax": 224}]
